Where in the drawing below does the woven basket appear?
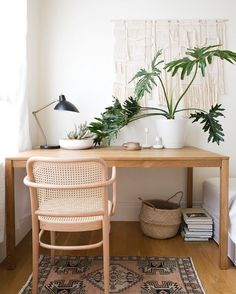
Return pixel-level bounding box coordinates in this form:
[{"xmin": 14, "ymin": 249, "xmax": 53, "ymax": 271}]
[{"xmin": 139, "ymin": 191, "xmax": 183, "ymax": 239}]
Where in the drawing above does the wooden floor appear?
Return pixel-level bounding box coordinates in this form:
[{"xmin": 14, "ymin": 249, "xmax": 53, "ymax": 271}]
[{"xmin": 0, "ymin": 222, "xmax": 236, "ymax": 294}]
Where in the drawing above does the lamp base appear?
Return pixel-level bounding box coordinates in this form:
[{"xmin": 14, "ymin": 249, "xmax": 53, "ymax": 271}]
[{"xmin": 40, "ymin": 144, "xmax": 60, "ymax": 149}]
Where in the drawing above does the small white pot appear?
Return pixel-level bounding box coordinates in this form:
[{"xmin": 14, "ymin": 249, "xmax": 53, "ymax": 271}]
[
  {"xmin": 59, "ymin": 138, "xmax": 93, "ymax": 150},
  {"xmin": 156, "ymin": 118, "xmax": 188, "ymax": 149}
]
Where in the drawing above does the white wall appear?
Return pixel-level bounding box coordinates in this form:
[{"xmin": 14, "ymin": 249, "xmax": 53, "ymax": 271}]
[{"xmin": 30, "ymin": 0, "xmax": 236, "ymax": 220}]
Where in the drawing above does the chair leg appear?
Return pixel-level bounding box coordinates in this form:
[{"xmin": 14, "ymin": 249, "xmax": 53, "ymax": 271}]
[
  {"xmin": 50, "ymin": 231, "xmax": 56, "ymax": 265},
  {"xmin": 32, "ymin": 221, "xmax": 39, "ymax": 294},
  {"xmin": 103, "ymin": 219, "xmax": 110, "ymax": 294}
]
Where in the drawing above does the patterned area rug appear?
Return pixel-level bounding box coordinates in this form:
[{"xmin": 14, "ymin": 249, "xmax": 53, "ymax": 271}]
[{"xmin": 19, "ymin": 256, "xmax": 205, "ymax": 294}]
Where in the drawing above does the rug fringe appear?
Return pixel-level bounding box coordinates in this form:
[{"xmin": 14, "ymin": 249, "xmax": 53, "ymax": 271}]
[
  {"xmin": 18, "ymin": 273, "xmax": 32, "ymax": 294},
  {"xmin": 18, "ymin": 255, "xmax": 44, "ymax": 294},
  {"xmin": 189, "ymin": 257, "xmax": 206, "ymax": 294}
]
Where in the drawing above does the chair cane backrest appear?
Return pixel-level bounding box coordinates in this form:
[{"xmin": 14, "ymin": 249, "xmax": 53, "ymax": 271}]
[{"xmin": 25, "ymin": 157, "xmax": 109, "ymax": 217}]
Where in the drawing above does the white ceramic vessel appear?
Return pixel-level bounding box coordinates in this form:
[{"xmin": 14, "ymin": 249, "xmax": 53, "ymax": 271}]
[
  {"xmin": 59, "ymin": 138, "xmax": 93, "ymax": 150},
  {"xmin": 155, "ymin": 118, "xmax": 188, "ymax": 149}
]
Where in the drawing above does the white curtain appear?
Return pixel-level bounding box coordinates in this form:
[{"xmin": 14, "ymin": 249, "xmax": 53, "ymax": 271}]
[{"xmin": 0, "ymin": 0, "xmax": 31, "ymax": 242}]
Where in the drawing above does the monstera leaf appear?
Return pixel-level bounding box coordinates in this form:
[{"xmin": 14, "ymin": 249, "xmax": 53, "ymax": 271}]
[
  {"xmin": 165, "ymin": 45, "xmax": 236, "ymax": 79},
  {"xmin": 130, "ymin": 50, "xmax": 163, "ymax": 101},
  {"xmin": 190, "ymin": 104, "xmax": 225, "ymax": 145}
]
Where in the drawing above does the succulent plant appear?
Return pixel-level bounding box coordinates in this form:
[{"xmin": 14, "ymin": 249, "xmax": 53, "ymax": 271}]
[{"xmin": 66, "ymin": 122, "xmax": 93, "ymax": 140}]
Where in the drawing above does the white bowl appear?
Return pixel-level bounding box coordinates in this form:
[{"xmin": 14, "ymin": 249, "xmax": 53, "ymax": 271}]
[{"xmin": 59, "ymin": 138, "xmax": 93, "ymax": 150}]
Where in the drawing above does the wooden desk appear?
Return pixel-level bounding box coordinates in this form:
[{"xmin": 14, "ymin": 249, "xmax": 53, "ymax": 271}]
[{"xmin": 5, "ymin": 146, "xmax": 229, "ymax": 269}]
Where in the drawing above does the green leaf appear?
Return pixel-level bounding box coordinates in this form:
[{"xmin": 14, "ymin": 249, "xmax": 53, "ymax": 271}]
[
  {"xmin": 189, "ymin": 104, "xmax": 225, "ymax": 145},
  {"xmin": 130, "ymin": 52, "xmax": 163, "ymax": 100},
  {"xmin": 207, "ymin": 54, "xmax": 213, "ymax": 64},
  {"xmin": 165, "ymin": 45, "xmax": 236, "ymax": 80},
  {"xmin": 151, "ymin": 50, "xmax": 163, "ymax": 68},
  {"xmin": 88, "ymin": 97, "xmax": 141, "ymax": 145}
]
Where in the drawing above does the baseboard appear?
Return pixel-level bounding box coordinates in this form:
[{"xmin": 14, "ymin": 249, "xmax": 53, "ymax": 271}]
[
  {"xmin": 0, "ymin": 241, "xmax": 6, "ymax": 263},
  {"xmin": 112, "ymin": 201, "xmax": 141, "ymax": 221},
  {"xmin": 111, "ymin": 200, "xmax": 202, "ymax": 221},
  {"xmin": 0, "ymin": 215, "xmax": 32, "ymax": 264},
  {"xmin": 15, "ymin": 214, "xmax": 32, "ymax": 245}
]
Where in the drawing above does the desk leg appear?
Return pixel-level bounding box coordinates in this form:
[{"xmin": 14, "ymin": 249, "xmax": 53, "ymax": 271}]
[
  {"xmin": 187, "ymin": 168, "xmax": 193, "ymax": 208},
  {"xmin": 219, "ymin": 159, "xmax": 229, "ymax": 269},
  {"xmin": 5, "ymin": 159, "xmax": 16, "ymax": 269}
]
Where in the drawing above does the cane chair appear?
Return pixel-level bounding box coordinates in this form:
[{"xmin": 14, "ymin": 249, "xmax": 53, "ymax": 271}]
[{"xmin": 24, "ymin": 157, "xmax": 116, "ymax": 294}]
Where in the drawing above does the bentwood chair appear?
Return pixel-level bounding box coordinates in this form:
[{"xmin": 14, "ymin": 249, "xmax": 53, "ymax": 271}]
[{"xmin": 24, "ymin": 157, "xmax": 116, "ymax": 294}]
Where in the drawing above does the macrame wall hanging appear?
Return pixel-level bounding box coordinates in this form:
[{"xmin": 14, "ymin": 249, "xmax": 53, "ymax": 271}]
[{"xmin": 113, "ymin": 19, "xmax": 227, "ymax": 112}]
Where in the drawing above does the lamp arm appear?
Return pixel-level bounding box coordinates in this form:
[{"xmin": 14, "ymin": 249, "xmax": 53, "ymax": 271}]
[
  {"xmin": 32, "ymin": 100, "xmax": 57, "ymax": 114},
  {"xmin": 33, "ymin": 112, "xmax": 48, "ymax": 145},
  {"xmin": 32, "ymin": 100, "xmax": 57, "ymax": 146}
]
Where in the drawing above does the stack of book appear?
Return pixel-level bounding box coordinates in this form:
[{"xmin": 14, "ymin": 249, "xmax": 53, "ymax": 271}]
[{"xmin": 181, "ymin": 207, "xmax": 213, "ymax": 241}]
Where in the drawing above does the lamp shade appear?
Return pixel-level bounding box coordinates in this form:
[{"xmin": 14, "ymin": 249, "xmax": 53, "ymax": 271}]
[{"xmin": 54, "ymin": 95, "xmax": 79, "ymax": 113}]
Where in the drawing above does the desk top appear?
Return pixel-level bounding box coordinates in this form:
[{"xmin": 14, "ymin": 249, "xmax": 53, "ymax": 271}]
[{"xmin": 6, "ymin": 146, "xmax": 228, "ymax": 168}]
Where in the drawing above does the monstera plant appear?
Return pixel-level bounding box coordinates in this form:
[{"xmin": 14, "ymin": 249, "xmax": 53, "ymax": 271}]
[{"xmin": 89, "ymin": 45, "xmax": 236, "ymax": 146}]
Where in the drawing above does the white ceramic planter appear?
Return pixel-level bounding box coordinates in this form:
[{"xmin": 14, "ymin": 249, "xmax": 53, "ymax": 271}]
[
  {"xmin": 156, "ymin": 118, "xmax": 188, "ymax": 149},
  {"xmin": 59, "ymin": 138, "xmax": 93, "ymax": 150}
]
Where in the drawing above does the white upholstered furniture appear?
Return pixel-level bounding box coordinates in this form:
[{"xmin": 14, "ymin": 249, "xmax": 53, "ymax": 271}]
[
  {"xmin": 24, "ymin": 157, "xmax": 116, "ymax": 294},
  {"xmin": 203, "ymin": 177, "xmax": 236, "ymax": 265}
]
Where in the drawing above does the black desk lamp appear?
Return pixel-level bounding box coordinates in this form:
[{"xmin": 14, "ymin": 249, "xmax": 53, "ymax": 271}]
[{"xmin": 32, "ymin": 94, "xmax": 79, "ymax": 149}]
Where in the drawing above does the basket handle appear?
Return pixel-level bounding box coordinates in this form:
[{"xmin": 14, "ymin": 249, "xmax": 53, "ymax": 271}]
[
  {"xmin": 138, "ymin": 197, "xmax": 156, "ymax": 209},
  {"xmin": 167, "ymin": 191, "xmax": 183, "ymax": 204}
]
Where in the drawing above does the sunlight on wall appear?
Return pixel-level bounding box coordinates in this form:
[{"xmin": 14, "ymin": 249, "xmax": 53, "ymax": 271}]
[
  {"xmin": 0, "ymin": 0, "xmax": 27, "ymax": 103},
  {"xmin": 0, "ymin": 102, "xmax": 19, "ymax": 156}
]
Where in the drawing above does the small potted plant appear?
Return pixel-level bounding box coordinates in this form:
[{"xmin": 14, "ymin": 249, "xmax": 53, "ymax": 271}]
[
  {"xmin": 89, "ymin": 45, "xmax": 236, "ymax": 148},
  {"xmin": 59, "ymin": 121, "xmax": 94, "ymax": 149}
]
